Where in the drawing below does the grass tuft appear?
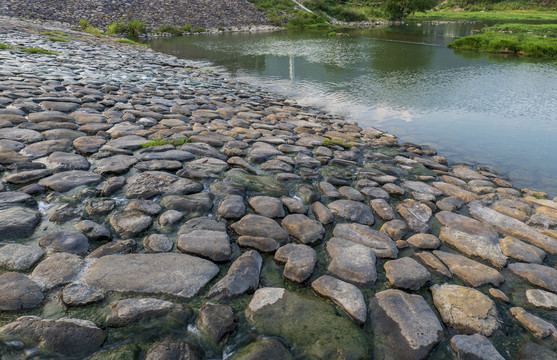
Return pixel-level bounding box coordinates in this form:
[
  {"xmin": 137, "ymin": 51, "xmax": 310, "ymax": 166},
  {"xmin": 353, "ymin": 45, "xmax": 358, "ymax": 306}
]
[
  {"xmin": 141, "ymin": 138, "xmax": 189, "ymax": 148},
  {"xmin": 19, "ymin": 48, "xmax": 59, "ymax": 55},
  {"xmin": 116, "ymin": 38, "xmax": 149, "ymax": 46},
  {"xmin": 47, "ymin": 36, "xmax": 69, "ymax": 42},
  {"xmin": 322, "ymin": 138, "xmax": 354, "ymax": 148}
]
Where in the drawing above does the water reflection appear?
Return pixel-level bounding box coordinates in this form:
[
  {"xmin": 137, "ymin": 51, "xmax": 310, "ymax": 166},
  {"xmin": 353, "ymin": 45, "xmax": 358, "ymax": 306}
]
[{"xmin": 150, "ymin": 23, "xmax": 557, "ymax": 195}]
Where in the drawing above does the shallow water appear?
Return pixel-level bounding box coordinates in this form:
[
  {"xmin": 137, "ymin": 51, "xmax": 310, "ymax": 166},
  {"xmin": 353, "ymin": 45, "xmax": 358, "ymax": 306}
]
[{"xmin": 150, "ymin": 22, "xmax": 557, "ymax": 196}]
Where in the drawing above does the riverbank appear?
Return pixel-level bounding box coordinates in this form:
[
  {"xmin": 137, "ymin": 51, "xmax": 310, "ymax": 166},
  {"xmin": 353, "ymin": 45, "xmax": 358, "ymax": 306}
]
[{"xmin": 0, "ymin": 16, "xmax": 556, "ymax": 359}]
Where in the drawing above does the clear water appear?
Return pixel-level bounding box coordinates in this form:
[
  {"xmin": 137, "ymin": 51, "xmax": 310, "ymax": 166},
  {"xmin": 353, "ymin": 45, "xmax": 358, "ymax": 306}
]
[{"xmin": 150, "ymin": 23, "xmax": 557, "ymax": 196}]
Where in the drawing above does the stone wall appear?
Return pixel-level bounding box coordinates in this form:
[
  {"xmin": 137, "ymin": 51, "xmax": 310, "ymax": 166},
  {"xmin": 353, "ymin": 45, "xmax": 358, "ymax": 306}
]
[{"xmin": 0, "ymin": 0, "xmax": 270, "ymax": 29}]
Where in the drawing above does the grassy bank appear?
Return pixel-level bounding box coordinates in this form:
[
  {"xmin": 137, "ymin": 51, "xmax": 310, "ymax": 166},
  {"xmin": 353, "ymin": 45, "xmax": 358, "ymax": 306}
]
[
  {"xmin": 410, "ymin": 10, "xmax": 557, "ymax": 22},
  {"xmin": 448, "ymin": 23, "xmax": 557, "ymax": 58}
]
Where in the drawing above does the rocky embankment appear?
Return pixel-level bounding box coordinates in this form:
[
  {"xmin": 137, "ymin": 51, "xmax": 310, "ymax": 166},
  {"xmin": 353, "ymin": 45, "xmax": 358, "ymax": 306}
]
[
  {"xmin": 0, "ymin": 0, "xmax": 269, "ymax": 28},
  {"xmin": 0, "ymin": 17, "xmax": 556, "ymax": 360}
]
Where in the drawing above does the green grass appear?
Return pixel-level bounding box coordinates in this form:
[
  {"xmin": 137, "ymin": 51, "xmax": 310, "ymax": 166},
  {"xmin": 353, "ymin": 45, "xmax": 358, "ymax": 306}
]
[
  {"xmin": 448, "ymin": 29, "xmax": 557, "ymax": 58},
  {"xmin": 436, "ymin": 0, "xmax": 557, "ymax": 12},
  {"xmin": 41, "ymin": 31, "xmax": 69, "ymax": 37},
  {"xmin": 486, "ymin": 23, "xmax": 557, "ymax": 35},
  {"xmin": 322, "ymin": 137, "xmax": 354, "ymax": 148},
  {"xmin": 410, "ymin": 10, "xmax": 557, "ymax": 21},
  {"xmin": 141, "ymin": 138, "xmax": 189, "ymax": 148},
  {"xmin": 155, "ymin": 24, "xmax": 194, "ymax": 35},
  {"xmin": 47, "ymin": 36, "xmax": 69, "ymax": 42},
  {"xmin": 0, "ymin": 43, "xmax": 58, "ymax": 55},
  {"xmin": 19, "ymin": 48, "xmax": 59, "ymax": 55},
  {"xmin": 116, "ymin": 38, "xmax": 149, "ymax": 46}
]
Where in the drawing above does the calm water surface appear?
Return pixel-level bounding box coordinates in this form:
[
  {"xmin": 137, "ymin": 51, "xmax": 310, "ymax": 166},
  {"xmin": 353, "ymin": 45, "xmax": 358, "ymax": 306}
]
[{"xmin": 150, "ymin": 23, "xmax": 557, "ymax": 196}]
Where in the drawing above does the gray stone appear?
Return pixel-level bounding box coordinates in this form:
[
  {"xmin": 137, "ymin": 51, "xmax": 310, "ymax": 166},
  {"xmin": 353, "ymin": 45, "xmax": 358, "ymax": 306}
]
[
  {"xmin": 94, "ymin": 155, "xmax": 138, "ymax": 175},
  {"xmin": 327, "ymin": 199, "xmax": 374, "ymax": 225},
  {"xmin": 160, "ymin": 193, "xmax": 214, "ymax": 215},
  {"xmin": 274, "ymin": 243, "xmax": 317, "ymax": 283},
  {"xmin": 281, "ymin": 214, "xmax": 325, "ymax": 245},
  {"xmin": 110, "ymin": 210, "xmax": 153, "ymax": 237},
  {"xmin": 125, "ymin": 199, "xmax": 162, "ymax": 215},
  {"xmin": 439, "ymin": 227, "xmax": 507, "ymax": 268},
  {"xmin": 177, "ymin": 230, "xmax": 231, "ymax": 262},
  {"xmin": 106, "ymin": 298, "xmax": 191, "ymax": 327},
  {"xmin": 0, "ymin": 206, "xmax": 41, "ymax": 240},
  {"xmin": 196, "ymin": 302, "xmax": 237, "ymax": 343},
  {"xmin": 450, "ymin": 334, "xmax": 505, "ymax": 360},
  {"xmin": 525, "ymin": 289, "xmax": 557, "ymax": 310},
  {"xmin": 145, "ymin": 340, "xmax": 200, "ymax": 360},
  {"xmin": 380, "ymin": 219, "xmax": 408, "ymax": 241},
  {"xmin": 318, "ymin": 181, "xmax": 341, "ymax": 198},
  {"xmin": 31, "ymin": 253, "xmax": 85, "ymax": 290},
  {"xmin": 407, "ymin": 234, "xmax": 440, "ymax": 249},
  {"xmin": 0, "ymin": 316, "xmax": 106, "ymax": 356},
  {"xmin": 248, "ymin": 195, "xmax": 285, "ymax": 218},
  {"xmin": 510, "ymin": 307, "xmax": 557, "ymax": 340},
  {"xmin": 281, "ymin": 197, "xmax": 307, "ymax": 214},
  {"xmin": 396, "ymin": 199, "xmax": 432, "ymax": 233},
  {"xmin": 370, "ymin": 198, "xmax": 395, "ymax": 221},
  {"xmin": 517, "ymin": 342, "xmax": 557, "ymax": 360},
  {"xmin": 0, "ymin": 272, "xmax": 43, "ymax": 311},
  {"xmin": 384, "ymin": 257, "xmax": 431, "ymax": 291},
  {"xmin": 236, "ymin": 236, "xmax": 280, "ymax": 253},
  {"xmin": 326, "ymin": 237, "xmax": 377, "ymax": 286},
  {"xmin": 39, "ymin": 231, "xmax": 89, "ymax": 255},
  {"xmin": 187, "ymin": 157, "xmax": 229, "ymax": 173},
  {"xmin": 0, "ymin": 127, "xmax": 44, "ymax": 143},
  {"xmin": 126, "ymin": 171, "xmax": 203, "ymax": 199},
  {"xmin": 73, "ymin": 136, "xmax": 106, "ymax": 154},
  {"xmin": 402, "ymin": 180, "xmax": 443, "ymax": 197},
  {"xmin": 231, "ymin": 214, "xmax": 289, "ymax": 242},
  {"xmin": 6, "ymin": 168, "xmax": 52, "ymax": 184},
  {"xmin": 371, "ymin": 289, "xmax": 443, "ymax": 360},
  {"xmin": 74, "ymin": 220, "xmax": 111, "ymax": 241},
  {"xmin": 144, "ymin": 234, "xmax": 174, "ymax": 253},
  {"xmin": 87, "ymin": 239, "xmax": 136, "ymax": 259},
  {"xmin": 431, "ymin": 284, "xmax": 501, "ymax": 336},
  {"xmin": 21, "ymin": 139, "xmax": 72, "ymax": 159},
  {"xmin": 311, "ymin": 275, "xmax": 366, "ymax": 324},
  {"xmin": 207, "ymin": 250, "xmax": 262, "ymax": 300},
  {"xmin": 333, "ymin": 222, "xmax": 398, "ymax": 258},
  {"xmin": 178, "ymin": 216, "xmax": 226, "ymax": 235},
  {"xmin": 434, "ymin": 250, "xmax": 504, "ymax": 287},
  {"xmin": 508, "ymin": 262, "xmax": 557, "ymax": 292},
  {"xmin": 500, "ymin": 236, "xmax": 546, "ymax": 264},
  {"xmin": 39, "ymin": 170, "xmax": 102, "ymax": 192},
  {"xmin": 62, "ymin": 283, "xmax": 104, "ymax": 306},
  {"xmin": 0, "ymin": 244, "xmax": 45, "ymax": 271},
  {"xmin": 158, "ymin": 210, "xmax": 184, "ymax": 227},
  {"xmin": 106, "ymin": 135, "xmax": 146, "ymax": 150},
  {"xmin": 415, "ymin": 252, "xmax": 452, "ymax": 277},
  {"xmin": 82, "ymin": 253, "xmax": 219, "ymax": 300},
  {"xmin": 310, "ymin": 201, "xmax": 334, "ymax": 224},
  {"xmin": 217, "ymin": 194, "xmax": 245, "ymax": 219},
  {"xmin": 230, "ymin": 339, "xmax": 292, "ymax": 360}
]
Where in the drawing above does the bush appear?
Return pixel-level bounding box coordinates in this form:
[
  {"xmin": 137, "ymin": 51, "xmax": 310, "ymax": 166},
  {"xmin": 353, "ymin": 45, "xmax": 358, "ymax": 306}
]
[
  {"xmin": 127, "ymin": 19, "xmax": 147, "ymax": 37},
  {"xmin": 106, "ymin": 20, "xmax": 128, "ymax": 36},
  {"xmin": 384, "ymin": 0, "xmax": 438, "ymax": 19}
]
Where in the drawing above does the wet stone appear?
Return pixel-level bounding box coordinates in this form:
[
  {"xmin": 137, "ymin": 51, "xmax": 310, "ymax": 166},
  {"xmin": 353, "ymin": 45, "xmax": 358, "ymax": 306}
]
[
  {"xmin": 231, "ymin": 214, "xmax": 289, "ymax": 243},
  {"xmin": 510, "ymin": 307, "xmax": 557, "ymax": 340},
  {"xmin": 106, "ymin": 298, "xmax": 191, "ymax": 327},
  {"xmin": 177, "ymin": 230, "xmax": 231, "ymax": 262},
  {"xmin": 248, "ymin": 195, "xmax": 285, "ymax": 218},
  {"xmin": 126, "ymin": 171, "xmax": 203, "ymax": 199},
  {"xmin": 110, "ymin": 210, "xmax": 153, "ymax": 238},
  {"xmin": 311, "ymin": 275, "xmax": 366, "ymax": 324},
  {"xmin": 144, "ymin": 234, "xmax": 174, "ymax": 253},
  {"xmin": 318, "ymin": 181, "xmax": 341, "ymax": 198},
  {"xmin": 74, "ymin": 220, "xmax": 111, "ymax": 241},
  {"xmin": 0, "ymin": 272, "xmax": 44, "ymax": 311},
  {"xmin": 431, "ymin": 283, "xmax": 501, "ymax": 336},
  {"xmin": 87, "ymin": 239, "xmax": 136, "ymax": 259},
  {"xmin": 415, "ymin": 252, "xmax": 452, "ymax": 277},
  {"xmin": 508, "ymin": 262, "xmax": 557, "ymax": 292},
  {"xmin": 281, "ymin": 214, "xmax": 325, "ymax": 245},
  {"xmin": 145, "ymin": 340, "xmax": 200, "ymax": 360},
  {"xmin": 281, "ymin": 197, "xmax": 307, "ymax": 214},
  {"xmin": 326, "ymin": 237, "xmax": 377, "ymax": 286},
  {"xmin": 500, "ymin": 236, "xmax": 546, "ymax": 264},
  {"xmin": 39, "ymin": 231, "xmax": 89, "ymax": 255},
  {"xmin": 274, "ymin": 243, "xmax": 317, "ymax": 283},
  {"xmin": 39, "ymin": 170, "xmax": 102, "ymax": 193},
  {"xmin": 525, "ymin": 289, "xmax": 557, "ymax": 310},
  {"xmin": 31, "ymin": 253, "xmax": 85, "ymax": 290},
  {"xmin": 229, "ymin": 339, "xmax": 292, "ymax": 360},
  {"xmin": 73, "ymin": 136, "xmax": 106, "ymax": 154},
  {"xmin": 310, "ymin": 201, "xmax": 334, "ymax": 224},
  {"xmin": 0, "ymin": 207, "xmax": 41, "ymax": 240},
  {"xmin": 86, "ymin": 199, "xmax": 115, "ymax": 216},
  {"xmin": 370, "ymin": 198, "xmax": 395, "ymax": 221},
  {"xmin": 371, "ymin": 289, "xmax": 443, "ymax": 360},
  {"xmin": 62, "ymin": 283, "xmax": 104, "ymax": 306},
  {"xmin": 333, "ymin": 222, "xmax": 398, "ymax": 258},
  {"xmin": 396, "ymin": 199, "xmax": 432, "ymax": 233},
  {"xmin": 82, "ymin": 253, "xmax": 219, "ymax": 300},
  {"xmin": 160, "ymin": 193, "xmax": 214, "ymax": 215},
  {"xmin": 6, "ymin": 168, "xmax": 52, "ymax": 184},
  {"xmin": 433, "ymin": 250, "xmax": 504, "ymax": 287},
  {"xmin": 407, "ymin": 233, "xmax": 440, "ymax": 249},
  {"xmin": 327, "ymin": 199, "xmax": 375, "ymax": 225},
  {"xmin": 384, "ymin": 257, "xmax": 431, "ymax": 291},
  {"xmin": 380, "ymin": 219, "xmax": 408, "ymax": 241},
  {"xmin": 207, "ymin": 250, "xmax": 262, "ymax": 301},
  {"xmin": 450, "ymin": 334, "xmax": 505, "ymax": 360},
  {"xmin": 0, "ymin": 316, "xmax": 106, "ymax": 356},
  {"xmin": 196, "ymin": 303, "xmax": 237, "ymax": 343},
  {"xmin": 178, "ymin": 216, "xmax": 226, "ymax": 235},
  {"xmin": 125, "ymin": 199, "xmax": 162, "ymax": 215},
  {"xmin": 0, "ymin": 244, "xmax": 45, "ymax": 271},
  {"xmin": 94, "ymin": 155, "xmax": 138, "ymax": 175}
]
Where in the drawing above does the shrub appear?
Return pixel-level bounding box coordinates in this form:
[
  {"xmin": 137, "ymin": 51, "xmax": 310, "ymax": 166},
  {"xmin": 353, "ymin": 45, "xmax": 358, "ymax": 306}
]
[{"xmin": 127, "ymin": 19, "xmax": 147, "ymax": 37}]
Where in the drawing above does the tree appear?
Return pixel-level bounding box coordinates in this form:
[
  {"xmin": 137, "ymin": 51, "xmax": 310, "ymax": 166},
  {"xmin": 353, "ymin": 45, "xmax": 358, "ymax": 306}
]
[{"xmin": 384, "ymin": 0, "xmax": 438, "ymax": 20}]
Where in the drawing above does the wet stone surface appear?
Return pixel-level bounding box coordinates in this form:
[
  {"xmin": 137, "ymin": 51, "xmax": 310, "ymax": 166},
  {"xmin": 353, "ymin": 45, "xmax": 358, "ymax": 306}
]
[{"xmin": 0, "ymin": 16, "xmax": 555, "ymax": 360}]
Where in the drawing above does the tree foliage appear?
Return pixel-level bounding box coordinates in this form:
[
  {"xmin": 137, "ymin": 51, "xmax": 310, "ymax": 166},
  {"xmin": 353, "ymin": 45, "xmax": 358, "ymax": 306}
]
[{"xmin": 384, "ymin": 0, "xmax": 438, "ymax": 19}]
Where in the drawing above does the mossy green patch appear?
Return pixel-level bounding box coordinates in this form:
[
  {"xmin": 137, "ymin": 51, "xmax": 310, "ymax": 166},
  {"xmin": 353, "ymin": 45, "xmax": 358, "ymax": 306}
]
[
  {"xmin": 141, "ymin": 137, "xmax": 188, "ymax": 148},
  {"xmin": 410, "ymin": 10, "xmax": 557, "ymax": 21},
  {"xmin": 321, "ymin": 137, "xmax": 353, "ymax": 148},
  {"xmin": 116, "ymin": 38, "xmax": 149, "ymax": 47},
  {"xmin": 20, "ymin": 48, "xmax": 59, "ymax": 55},
  {"xmin": 246, "ymin": 289, "xmax": 369, "ymax": 359},
  {"xmin": 227, "ymin": 171, "xmax": 289, "ymax": 197},
  {"xmin": 47, "ymin": 36, "xmax": 69, "ymax": 42},
  {"xmin": 89, "ymin": 344, "xmax": 142, "ymax": 360}
]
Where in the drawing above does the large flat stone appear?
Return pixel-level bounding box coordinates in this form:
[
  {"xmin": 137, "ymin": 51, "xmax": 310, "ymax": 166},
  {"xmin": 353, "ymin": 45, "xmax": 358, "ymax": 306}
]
[
  {"xmin": 39, "ymin": 170, "xmax": 102, "ymax": 193},
  {"xmin": 82, "ymin": 253, "xmax": 219, "ymax": 300},
  {"xmin": 433, "ymin": 250, "xmax": 504, "ymax": 287},
  {"xmin": 508, "ymin": 263, "xmax": 557, "ymax": 292},
  {"xmin": 371, "ymin": 289, "xmax": 443, "ymax": 360},
  {"xmin": 332, "ymin": 222, "xmax": 398, "ymax": 258},
  {"xmin": 438, "ymin": 227, "xmax": 507, "ymax": 268}
]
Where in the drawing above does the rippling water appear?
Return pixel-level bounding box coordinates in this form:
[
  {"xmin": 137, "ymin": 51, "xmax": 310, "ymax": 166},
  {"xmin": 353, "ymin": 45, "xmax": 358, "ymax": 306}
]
[{"xmin": 150, "ymin": 23, "xmax": 557, "ymax": 196}]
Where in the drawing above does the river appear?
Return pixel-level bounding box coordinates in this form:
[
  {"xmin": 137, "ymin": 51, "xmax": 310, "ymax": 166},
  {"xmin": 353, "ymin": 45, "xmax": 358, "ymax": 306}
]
[{"xmin": 149, "ymin": 22, "xmax": 557, "ymax": 196}]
